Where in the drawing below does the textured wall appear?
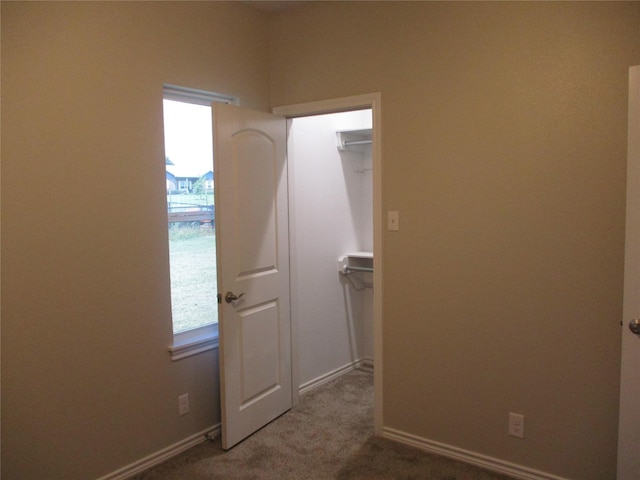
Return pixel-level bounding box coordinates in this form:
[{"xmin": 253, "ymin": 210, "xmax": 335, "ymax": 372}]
[
  {"xmin": 269, "ymin": 2, "xmax": 640, "ymax": 478},
  {"xmin": 1, "ymin": 2, "xmax": 269, "ymax": 479},
  {"xmin": 3, "ymin": 2, "xmax": 639, "ymax": 479}
]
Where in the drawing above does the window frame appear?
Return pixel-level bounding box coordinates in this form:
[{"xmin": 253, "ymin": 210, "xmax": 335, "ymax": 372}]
[{"xmin": 163, "ymin": 84, "xmax": 237, "ymax": 361}]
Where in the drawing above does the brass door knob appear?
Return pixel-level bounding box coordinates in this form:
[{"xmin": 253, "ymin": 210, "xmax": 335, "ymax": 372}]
[{"xmin": 224, "ymin": 291, "xmax": 245, "ymax": 304}]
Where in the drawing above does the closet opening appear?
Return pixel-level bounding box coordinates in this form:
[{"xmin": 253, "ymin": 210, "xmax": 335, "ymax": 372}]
[{"xmin": 287, "ymin": 109, "xmax": 374, "ymax": 397}]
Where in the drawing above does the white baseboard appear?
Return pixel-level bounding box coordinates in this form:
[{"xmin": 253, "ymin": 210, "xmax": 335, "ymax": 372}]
[
  {"xmin": 99, "ymin": 362, "xmax": 374, "ymax": 479},
  {"xmin": 299, "ymin": 358, "xmax": 372, "ymax": 395},
  {"xmin": 382, "ymin": 427, "xmax": 569, "ymax": 480},
  {"xmin": 96, "ymin": 424, "xmax": 221, "ymax": 480},
  {"xmin": 97, "ymin": 387, "xmax": 564, "ymax": 480}
]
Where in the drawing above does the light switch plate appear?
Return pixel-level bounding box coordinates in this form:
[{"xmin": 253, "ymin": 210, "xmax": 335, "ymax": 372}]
[{"xmin": 388, "ymin": 211, "xmax": 399, "ymax": 231}]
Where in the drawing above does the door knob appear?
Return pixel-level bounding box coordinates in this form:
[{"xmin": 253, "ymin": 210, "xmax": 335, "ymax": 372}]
[
  {"xmin": 629, "ymin": 319, "xmax": 640, "ymax": 335},
  {"xmin": 224, "ymin": 291, "xmax": 245, "ymax": 304}
]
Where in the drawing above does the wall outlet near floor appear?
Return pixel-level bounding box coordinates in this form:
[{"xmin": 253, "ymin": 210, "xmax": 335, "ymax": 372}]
[
  {"xmin": 508, "ymin": 412, "xmax": 525, "ymax": 438},
  {"xmin": 178, "ymin": 393, "xmax": 190, "ymax": 416}
]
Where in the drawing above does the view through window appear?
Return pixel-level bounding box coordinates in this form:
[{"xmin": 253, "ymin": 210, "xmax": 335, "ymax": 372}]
[{"xmin": 163, "ymin": 99, "xmax": 218, "ymax": 334}]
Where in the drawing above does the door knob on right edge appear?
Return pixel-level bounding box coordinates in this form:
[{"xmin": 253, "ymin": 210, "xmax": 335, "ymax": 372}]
[{"xmin": 629, "ymin": 319, "xmax": 640, "ymax": 335}]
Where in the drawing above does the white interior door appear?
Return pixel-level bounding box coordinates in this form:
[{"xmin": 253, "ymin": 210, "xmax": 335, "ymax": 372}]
[
  {"xmin": 213, "ymin": 103, "xmax": 291, "ymax": 450},
  {"xmin": 618, "ymin": 65, "xmax": 640, "ymax": 480}
]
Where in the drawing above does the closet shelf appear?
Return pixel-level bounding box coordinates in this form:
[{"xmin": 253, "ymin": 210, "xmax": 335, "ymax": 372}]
[
  {"xmin": 336, "ymin": 129, "xmax": 372, "ymax": 151},
  {"xmin": 338, "ymin": 252, "xmax": 373, "ymax": 274}
]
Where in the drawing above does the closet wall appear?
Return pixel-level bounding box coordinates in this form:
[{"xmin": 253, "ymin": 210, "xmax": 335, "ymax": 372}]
[{"xmin": 288, "ymin": 110, "xmax": 373, "ymax": 390}]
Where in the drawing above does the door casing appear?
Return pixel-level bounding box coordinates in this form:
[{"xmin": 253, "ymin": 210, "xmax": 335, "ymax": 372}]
[
  {"xmin": 618, "ymin": 65, "xmax": 640, "ymax": 479},
  {"xmin": 273, "ymin": 93, "xmax": 383, "ymax": 434}
]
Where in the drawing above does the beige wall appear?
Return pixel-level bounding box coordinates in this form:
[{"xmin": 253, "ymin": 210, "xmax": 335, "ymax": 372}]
[
  {"xmin": 269, "ymin": 2, "xmax": 640, "ymax": 479},
  {"xmin": 1, "ymin": 2, "xmax": 269, "ymax": 479},
  {"xmin": 3, "ymin": 1, "xmax": 640, "ymax": 480}
]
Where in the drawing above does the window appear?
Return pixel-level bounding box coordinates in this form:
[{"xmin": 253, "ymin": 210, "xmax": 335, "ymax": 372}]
[{"xmin": 162, "ymin": 85, "xmax": 236, "ymax": 360}]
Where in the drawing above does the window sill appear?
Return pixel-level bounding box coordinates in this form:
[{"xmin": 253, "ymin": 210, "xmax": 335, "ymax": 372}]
[{"xmin": 168, "ymin": 324, "xmax": 218, "ymax": 361}]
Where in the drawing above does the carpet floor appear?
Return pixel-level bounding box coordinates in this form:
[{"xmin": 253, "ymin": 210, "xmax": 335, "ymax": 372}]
[{"xmin": 132, "ymin": 368, "xmax": 513, "ymax": 480}]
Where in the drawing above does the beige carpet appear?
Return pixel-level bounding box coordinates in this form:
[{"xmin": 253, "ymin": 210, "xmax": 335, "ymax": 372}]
[{"xmin": 133, "ymin": 368, "xmax": 512, "ymax": 480}]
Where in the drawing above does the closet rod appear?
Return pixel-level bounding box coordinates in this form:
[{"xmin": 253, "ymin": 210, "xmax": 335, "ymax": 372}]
[
  {"xmin": 345, "ymin": 266, "xmax": 373, "ymax": 273},
  {"xmin": 343, "ymin": 140, "xmax": 372, "ymax": 147}
]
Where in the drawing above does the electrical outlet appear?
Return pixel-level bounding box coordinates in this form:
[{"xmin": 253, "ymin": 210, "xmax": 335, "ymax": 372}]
[
  {"xmin": 178, "ymin": 393, "xmax": 190, "ymax": 416},
  {"xmin": 508, "ymin": 413, "xmax": 525, "ymax": 438}
]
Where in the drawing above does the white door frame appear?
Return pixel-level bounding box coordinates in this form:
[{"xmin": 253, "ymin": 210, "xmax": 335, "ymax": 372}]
[
  {"xmin": 618, "ymin": 65, "xmax": 640, "ymax": 479},
  {"xmin": 273, "ymin": 93, "xmax": 383, "ymax": 434}
]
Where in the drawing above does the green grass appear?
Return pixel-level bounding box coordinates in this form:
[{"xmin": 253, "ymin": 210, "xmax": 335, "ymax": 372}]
[{"xmin": 168, "ymin": 225, "xmax": 218, "ymax": 333}]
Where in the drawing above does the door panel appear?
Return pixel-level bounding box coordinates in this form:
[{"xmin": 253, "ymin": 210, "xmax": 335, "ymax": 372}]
[
  {"xmin": 238, "ymin": 301, "xmax": 281, "ymax": 405},
  {"xmin": 233, "ymin": 132, "xmax": 278, "ymax": 275},
  {"xmin": 214, "ymin": 104, "xmax": 291, "ymax": 450},
  {"xmin": 618, "ymin": 65, "xmax": 640, "ymax": 479}
]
